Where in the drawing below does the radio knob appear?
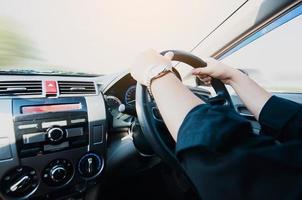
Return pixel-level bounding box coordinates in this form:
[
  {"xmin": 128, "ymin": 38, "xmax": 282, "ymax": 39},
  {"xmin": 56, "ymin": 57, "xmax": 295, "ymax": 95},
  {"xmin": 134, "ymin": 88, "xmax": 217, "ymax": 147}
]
[
  {"xmin": 47, "ymin": 127, "xmax": 64, "ymax": 142},
  {"xmin": 50, "ymin": 165, "xmax": 67, "ymax": 182}
]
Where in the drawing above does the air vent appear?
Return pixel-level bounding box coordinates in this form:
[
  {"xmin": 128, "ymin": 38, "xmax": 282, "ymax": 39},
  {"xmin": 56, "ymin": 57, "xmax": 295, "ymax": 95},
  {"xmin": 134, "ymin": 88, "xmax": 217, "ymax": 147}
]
[
  {"xmin": 58, "ymin": 81, "xmax": 96, "ymax": 95},
  {"xmin": 0, "ymin": 81, "xmax": 42, "ymax": 96}
]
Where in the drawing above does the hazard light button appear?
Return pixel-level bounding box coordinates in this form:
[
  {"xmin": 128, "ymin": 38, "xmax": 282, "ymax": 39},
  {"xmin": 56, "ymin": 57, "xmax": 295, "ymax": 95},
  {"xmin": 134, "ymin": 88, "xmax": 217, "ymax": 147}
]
[{"xmin": 45, "ymin": 81, "xmax": 57, "ymax": 95}]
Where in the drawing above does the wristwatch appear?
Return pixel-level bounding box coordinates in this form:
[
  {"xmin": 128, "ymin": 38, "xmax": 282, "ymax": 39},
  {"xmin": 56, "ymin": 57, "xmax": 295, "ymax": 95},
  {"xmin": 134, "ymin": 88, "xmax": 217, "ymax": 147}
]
[{"xmin": 145, "ymin": 64, "xmax": 173, "ymax": 96}]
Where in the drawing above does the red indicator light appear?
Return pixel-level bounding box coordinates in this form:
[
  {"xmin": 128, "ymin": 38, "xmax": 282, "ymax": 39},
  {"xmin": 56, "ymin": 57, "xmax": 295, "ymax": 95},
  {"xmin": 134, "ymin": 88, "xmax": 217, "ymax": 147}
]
[{"xmin": 45, "ymin": 80, "xmax": 57, "ymax": 95}]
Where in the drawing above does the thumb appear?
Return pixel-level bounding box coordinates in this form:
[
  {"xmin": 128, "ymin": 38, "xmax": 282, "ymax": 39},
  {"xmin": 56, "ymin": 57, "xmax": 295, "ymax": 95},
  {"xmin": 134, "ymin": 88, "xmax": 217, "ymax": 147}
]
[{"xmin": 164, "ymin": 51, "xmax": 174, "ymax": 60}]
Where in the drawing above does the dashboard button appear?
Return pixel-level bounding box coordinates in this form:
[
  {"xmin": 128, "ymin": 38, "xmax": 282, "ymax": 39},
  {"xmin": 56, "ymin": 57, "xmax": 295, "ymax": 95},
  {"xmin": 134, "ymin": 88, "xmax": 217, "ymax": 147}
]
[
  {"xmin": 66, "ymin": 127, "xmax": 84, "ymax": 138},
  {"xmin": 44, "ymin": 141, "xmax": 69, "ymax": 152},
  {"xmin": 23, "ymin": 132, "xmax": 45, "ymax": 144},
  {"xmin": 42, "ymin": 120, "xmax": 67, "ymax": 129},
  {"xmin": 45, "ymin": 80, "xmax": 57, "ymax": 95},
  {"xmin": 70, "ymin": 118, "xmax": 86, "ymax": 124},
  {"xmin": 18, "ymin": 124, "xmax": 38, "ymax": 130}
]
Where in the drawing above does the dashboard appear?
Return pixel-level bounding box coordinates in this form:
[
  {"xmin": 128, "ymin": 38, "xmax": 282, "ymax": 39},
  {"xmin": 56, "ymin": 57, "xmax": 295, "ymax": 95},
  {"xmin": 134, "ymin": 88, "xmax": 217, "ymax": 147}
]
[
  {"xmin": 0, "ymin": 75, "xmax": 107, "ymax": 200},
  {"xmin": 0, "ymin": 72, "xmax": 164, "ymax": 200},
  {"xmin": 3, "ymin": 71, "xmax": 299, "ymax": 200}
]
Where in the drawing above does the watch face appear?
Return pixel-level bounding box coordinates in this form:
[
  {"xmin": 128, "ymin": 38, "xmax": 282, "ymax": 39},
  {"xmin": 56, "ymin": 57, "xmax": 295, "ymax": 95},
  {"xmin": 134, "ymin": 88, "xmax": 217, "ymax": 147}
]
[
  {"xmin": 166, "ymin": 65, "xmax": 172, "ymax": 71},
  {"xmin": 150, "ymin": 65, "xmax": 162, "ymax": 76}
]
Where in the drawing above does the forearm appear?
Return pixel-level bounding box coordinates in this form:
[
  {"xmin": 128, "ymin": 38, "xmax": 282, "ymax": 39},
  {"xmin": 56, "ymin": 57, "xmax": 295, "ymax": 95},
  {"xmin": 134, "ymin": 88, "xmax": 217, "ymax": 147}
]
[
  {"xmin": 229, "ymin": 70, "xmax": 272, "ymax": 120},
  {"xmin": 151, "ymin": 73, "xmax": 204, "ymax": 141}
]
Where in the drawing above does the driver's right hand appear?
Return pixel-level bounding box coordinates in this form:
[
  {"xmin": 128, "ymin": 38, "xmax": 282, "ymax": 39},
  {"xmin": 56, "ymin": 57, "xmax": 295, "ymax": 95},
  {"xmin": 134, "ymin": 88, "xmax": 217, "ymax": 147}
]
[{"xmin": 130, "ymin": 49, "xmax": 174, "ymax": 86}]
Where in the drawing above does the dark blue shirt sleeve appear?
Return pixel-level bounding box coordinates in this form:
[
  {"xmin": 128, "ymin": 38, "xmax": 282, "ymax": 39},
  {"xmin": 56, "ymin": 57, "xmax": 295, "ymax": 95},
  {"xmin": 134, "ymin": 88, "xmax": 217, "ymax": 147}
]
[
  {"xmin": 175, "ymin": 101, "xmax": 302, "ymax": 199},
  {"xmin": 176, "ymin": 104, "xmax": 254, "ymax": 156},
  {"xmin": 259, "ymin": 95, "xmax": 302, "ymax": 142}
]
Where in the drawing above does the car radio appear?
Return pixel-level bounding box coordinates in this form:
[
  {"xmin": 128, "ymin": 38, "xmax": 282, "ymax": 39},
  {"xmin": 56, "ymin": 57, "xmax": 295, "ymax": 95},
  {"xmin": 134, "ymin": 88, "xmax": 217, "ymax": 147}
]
[{"xmin": 12, "ymin": 97, "xmax": 89, "ymax": 158}]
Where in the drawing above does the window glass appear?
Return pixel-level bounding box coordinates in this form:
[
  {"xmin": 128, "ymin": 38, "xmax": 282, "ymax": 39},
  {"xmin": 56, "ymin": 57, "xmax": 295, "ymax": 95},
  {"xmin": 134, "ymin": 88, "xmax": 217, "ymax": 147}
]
[{"xmin": 220, "ymin": 5, "xmax": 302, "ymax": 93}]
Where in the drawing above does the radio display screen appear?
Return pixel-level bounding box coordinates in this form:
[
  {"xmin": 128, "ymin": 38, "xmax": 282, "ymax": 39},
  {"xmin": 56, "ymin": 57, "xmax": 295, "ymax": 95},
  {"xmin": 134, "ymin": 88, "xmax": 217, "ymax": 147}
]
[{"xmin": 21, "ymin": 103, "xmax": 82, "ymax": 114}]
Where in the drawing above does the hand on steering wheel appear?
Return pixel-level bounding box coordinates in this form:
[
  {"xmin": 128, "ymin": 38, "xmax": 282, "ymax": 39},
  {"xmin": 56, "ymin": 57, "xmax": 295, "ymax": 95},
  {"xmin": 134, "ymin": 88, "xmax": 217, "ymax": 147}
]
[
  {"xmin": 192, "ymin": 57, "xmax": 239, "ymax": 85},
  {"xmin": 130, "ymin": 49, "xmax": 174, "ymax": 86},
  {"xmin": 132, "ymin": 50, "xmax": 234, "ymax": 166}
]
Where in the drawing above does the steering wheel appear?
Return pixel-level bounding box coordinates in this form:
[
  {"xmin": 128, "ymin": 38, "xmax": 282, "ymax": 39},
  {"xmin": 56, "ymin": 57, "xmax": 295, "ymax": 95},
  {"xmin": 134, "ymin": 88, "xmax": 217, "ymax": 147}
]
[{"xmin": 135, "ymin": 50, "xmax": 234, "ymax": 169}]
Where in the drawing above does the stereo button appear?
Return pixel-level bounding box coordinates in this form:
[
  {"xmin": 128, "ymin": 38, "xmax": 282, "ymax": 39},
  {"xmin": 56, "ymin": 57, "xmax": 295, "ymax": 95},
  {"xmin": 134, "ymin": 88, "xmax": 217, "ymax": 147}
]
[
  {"xmin": 70, "ymin": 118, "xmax": 86, "ymax": 124},
  {"xmin": 18, "ymin": 124, "xmax": 38, "ymax": 130},
  {"xmin": 66, "ymin": 127, "xmax": 84, "ymax": 138},
  {"xmin": 23, "ymin": 132, "xmax": 45, "ymax": 144},
  {"xmin": 42, "ymin": 120, "xmax": 67, "ymax": 129}
]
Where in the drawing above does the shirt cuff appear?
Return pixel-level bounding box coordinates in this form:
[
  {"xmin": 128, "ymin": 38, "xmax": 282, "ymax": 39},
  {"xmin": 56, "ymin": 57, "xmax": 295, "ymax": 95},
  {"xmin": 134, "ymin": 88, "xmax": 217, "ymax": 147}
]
[
  {"xmin": 259, "ymin": 96, "xmax": 301, "ymax": 133},
  {"xmin": 176, "ymin": 104, "xmax": 253, "ymax": 157}
]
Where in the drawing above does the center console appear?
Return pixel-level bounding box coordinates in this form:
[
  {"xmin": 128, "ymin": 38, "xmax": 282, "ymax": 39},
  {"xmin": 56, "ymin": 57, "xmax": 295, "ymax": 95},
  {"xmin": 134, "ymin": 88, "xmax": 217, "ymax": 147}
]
[{"xmin": 0, "ymin": 95, "xmax": 107, "ymax": 200}]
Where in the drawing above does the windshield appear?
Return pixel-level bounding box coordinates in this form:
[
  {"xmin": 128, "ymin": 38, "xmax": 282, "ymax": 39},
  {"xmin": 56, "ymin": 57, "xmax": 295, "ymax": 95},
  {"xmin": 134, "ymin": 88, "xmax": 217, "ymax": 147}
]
[{"xmin": 0, "ymin": 0, "xmax": 244, "ymax": 75}]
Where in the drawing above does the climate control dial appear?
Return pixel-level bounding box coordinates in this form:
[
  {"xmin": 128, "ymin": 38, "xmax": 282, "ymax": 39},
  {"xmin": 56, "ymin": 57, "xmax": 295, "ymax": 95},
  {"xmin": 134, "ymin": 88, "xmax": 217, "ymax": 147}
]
[
  {"xmin": 78, "ymin": 153, "xmax": 103, "ymax": 178},
  {"xmin": 42, "ymin": 159, "xmax": 73, "ymax": 186},
  {"xmin": 0, "ymin": 166, "xmax": 38, "ymax": 198},
  {"xmin": 50, "ymin": 165, "xmax": 67, "ymax": 182}
]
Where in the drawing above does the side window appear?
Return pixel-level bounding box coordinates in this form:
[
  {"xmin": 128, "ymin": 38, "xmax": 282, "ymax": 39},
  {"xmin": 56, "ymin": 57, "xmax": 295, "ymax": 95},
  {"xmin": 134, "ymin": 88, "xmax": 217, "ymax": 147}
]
[{"xmin": 220, "ymin": 4, "xmax": 302, "ymax": 93}]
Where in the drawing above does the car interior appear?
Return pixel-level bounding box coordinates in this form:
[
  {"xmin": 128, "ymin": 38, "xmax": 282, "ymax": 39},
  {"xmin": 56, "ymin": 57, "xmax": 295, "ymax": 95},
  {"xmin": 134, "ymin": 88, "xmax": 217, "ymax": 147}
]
[{"xmin": 0, "ymin": 0, "xmax": 301, "ymax": 200}]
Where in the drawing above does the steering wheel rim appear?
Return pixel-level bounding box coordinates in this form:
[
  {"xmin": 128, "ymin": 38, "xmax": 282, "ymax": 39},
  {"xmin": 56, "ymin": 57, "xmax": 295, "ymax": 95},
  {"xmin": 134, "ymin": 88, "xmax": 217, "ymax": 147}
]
[{"xmin": 135, "ymin": 50, "xmax": 234, "ymax": 168}]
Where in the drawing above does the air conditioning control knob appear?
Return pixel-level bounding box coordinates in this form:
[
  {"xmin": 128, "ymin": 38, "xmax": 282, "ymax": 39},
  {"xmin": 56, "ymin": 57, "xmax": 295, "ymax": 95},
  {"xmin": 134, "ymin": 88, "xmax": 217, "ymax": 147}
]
[
  {"xmin": 1, "ymin": 166, "xmax": 38, "ymax": 198},
  {"xmin": 47, "ymin": 127, "xmax": 64, "ymax": 142},
  {"xmin": 50, "ymin": 165, "xmax": 67, "ymax": 182},
  {"xmin": 78, "ymin": 153, "xmax": 103, "ymax": 178},
  {"xmin": 42, "ymin": 159, "xmax": 73, "ymax": 186}
]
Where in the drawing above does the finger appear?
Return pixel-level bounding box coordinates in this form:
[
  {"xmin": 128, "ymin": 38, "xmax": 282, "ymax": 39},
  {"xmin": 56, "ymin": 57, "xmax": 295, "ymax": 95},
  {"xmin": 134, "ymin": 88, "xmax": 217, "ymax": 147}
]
[
  {"xmin": 200, "ymin": 79, "xmax": 212, "ymax": 86},
  {"xmin": 191, "ymin": 67, "xmax": 211, "ymax": 76},
  {"xmin": 197, "ymin": 74, "xmax": 208, "ymax": 79},
  {"xmin": 203, "ymin": 76, "xmax": 212, "ymax": 82},
  {"xmin": 164, "ymin": 51, "xmax": 174, "ymax": 60},
  {"xmin": 199, "ymin": 77, "xmax": 211, "ymax": 83},
  {"xmin": 204, "ymin": 81, "xmax": 211, "ymax": 86},
  {"xmin": 199, "ymin": 76, "xmax": 212, "ymax": 85}
]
